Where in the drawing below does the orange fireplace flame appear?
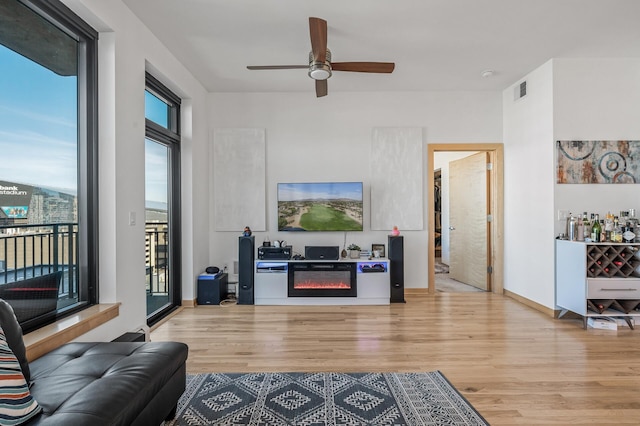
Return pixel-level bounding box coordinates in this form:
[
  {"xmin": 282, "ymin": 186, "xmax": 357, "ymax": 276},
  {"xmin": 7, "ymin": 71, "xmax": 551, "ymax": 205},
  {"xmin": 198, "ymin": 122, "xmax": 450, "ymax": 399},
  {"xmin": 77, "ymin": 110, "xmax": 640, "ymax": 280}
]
[{"xmin": 294, "ymin": 280, "xmax": 351, "ymax": 290}]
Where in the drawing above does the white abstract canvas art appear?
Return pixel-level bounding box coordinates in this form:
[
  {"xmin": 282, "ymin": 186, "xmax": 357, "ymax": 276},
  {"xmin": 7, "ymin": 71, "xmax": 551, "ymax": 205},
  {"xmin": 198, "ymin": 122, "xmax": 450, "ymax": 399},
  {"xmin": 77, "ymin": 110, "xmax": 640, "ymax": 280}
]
[
  {"xmin": 370, "ymin": 127, "xmax": 424, "ymax": 231},
  {"xmin": 212, "ymin": 128, "xmax": 266, "ymax": 231}
]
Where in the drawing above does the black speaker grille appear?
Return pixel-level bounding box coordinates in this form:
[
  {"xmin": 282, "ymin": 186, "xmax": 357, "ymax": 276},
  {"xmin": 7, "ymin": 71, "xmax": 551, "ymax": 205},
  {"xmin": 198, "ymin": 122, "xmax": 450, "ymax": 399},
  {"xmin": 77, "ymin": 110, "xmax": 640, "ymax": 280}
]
[
  {"xmin": 388, "ymin": 235, "xmax": 405, "ymax": 303},
  {"xmin": 304, "ymin": 246, "xmax": 339, "ymax": 260},
  {"xmin": 238, "ymin": 236, "xmax": 255, "ymax": 304}
]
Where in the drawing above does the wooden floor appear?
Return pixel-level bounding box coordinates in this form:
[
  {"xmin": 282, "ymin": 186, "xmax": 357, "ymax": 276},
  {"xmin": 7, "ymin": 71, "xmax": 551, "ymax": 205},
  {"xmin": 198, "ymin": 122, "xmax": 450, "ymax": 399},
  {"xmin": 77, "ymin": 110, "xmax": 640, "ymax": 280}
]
[{"xmin": 151, "ymin": 293, "xmax": 640, "ymax": 425}]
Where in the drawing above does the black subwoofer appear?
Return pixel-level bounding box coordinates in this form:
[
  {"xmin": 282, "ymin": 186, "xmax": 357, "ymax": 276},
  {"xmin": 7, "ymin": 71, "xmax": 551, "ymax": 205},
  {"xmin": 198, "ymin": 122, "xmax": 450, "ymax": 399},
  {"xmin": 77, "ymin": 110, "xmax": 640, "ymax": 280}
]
[
  {"xmin": 238, "ymin": 236, "xmax": 255, "ymax": 305},
  {"xmin": 388, "ymin": 235, "xmax": 405, "ymax": 303}
]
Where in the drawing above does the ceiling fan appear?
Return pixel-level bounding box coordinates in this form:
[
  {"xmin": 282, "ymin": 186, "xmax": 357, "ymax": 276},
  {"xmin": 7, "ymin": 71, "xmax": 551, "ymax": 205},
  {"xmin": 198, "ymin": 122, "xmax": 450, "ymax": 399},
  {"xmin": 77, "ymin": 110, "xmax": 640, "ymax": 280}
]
[{"xmin": 247, "ymin": 17, "xmax": 395, "ymax": 98}]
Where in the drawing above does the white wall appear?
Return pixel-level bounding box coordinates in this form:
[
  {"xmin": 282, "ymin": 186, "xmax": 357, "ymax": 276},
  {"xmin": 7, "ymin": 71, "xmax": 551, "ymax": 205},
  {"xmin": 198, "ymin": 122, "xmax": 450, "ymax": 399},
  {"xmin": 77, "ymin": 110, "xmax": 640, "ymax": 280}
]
[
  {"xmin": 553, "ymin": 58, "xmax": 640, "ymax": 236},
  {"xmin": 61, "ymin": 0, "xmax": 209, "ymax": 340},
  {"xmin": 502, "ymin": 60, "xmax": 555, "ymax": 307},
  {"xmin": 208, "ymin": 91, "xmax": 502, "ymax": 289},
  {"xmin": 503, "ymin": 58, "xmax": 640, "ymax": 311}
]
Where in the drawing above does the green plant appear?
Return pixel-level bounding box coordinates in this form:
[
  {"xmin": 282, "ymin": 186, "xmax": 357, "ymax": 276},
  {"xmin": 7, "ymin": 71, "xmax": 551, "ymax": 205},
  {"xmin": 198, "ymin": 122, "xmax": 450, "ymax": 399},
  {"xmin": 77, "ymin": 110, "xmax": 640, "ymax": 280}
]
[{"xmin": 347, "ymin": 243, "xmax": 361, "ymax": 251}]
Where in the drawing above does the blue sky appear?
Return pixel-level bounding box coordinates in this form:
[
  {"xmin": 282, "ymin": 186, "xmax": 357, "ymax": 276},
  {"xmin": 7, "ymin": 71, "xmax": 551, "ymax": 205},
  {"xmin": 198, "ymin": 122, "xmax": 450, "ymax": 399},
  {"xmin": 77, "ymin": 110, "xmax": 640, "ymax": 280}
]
[
  {"xmin": 278, "ymin": 182, "xmax": 363, "ymax": 202},
  {"xmin": 1, "ymin": 44, "xmax": 168, "ymax": 206},
  {"xmin": 0, "ymin": 44, "xmax": 77, "ymax": 192}
]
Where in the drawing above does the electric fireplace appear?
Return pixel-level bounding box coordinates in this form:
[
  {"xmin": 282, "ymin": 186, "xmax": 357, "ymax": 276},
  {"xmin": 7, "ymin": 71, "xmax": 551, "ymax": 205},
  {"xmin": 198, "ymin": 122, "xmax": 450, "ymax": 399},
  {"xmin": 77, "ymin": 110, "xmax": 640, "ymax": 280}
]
[{"xmin": 288, "ymin": 262, "xmax": 357, "ymax": 297}]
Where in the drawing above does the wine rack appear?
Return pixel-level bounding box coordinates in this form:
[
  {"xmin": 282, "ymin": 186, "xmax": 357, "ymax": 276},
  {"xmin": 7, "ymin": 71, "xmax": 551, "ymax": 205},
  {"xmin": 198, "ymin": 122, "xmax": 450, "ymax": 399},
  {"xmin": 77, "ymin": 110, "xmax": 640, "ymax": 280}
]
[
  {"xmin": 586, "ymin": 245, "xmax": 640, "ymax": 278},
  {"xmin": 587, "ymin": 299, "xmax": 640, "ymax": 314},
  {"xmin": 556, "ymin": 240, "xmax": 640, "ymax": 329}
]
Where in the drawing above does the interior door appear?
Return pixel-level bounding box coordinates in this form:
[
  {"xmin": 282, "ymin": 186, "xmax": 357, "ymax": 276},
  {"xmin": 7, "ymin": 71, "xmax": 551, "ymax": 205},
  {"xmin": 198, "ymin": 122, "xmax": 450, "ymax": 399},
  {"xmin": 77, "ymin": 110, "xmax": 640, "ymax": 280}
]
[{"xmin": 448, "ymin": 152, "xmax": 489, "ymax": 290}]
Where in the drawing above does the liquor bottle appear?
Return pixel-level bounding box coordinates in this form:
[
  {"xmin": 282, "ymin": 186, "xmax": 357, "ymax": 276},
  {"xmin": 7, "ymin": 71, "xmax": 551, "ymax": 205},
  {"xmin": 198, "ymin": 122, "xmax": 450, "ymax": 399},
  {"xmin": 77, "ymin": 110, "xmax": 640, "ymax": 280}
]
[
  {"xmin": 623, "ymin": 225, "xmax": 635, "ymax": 243},
  {"xmin": 591, "ymin": 214, "xmax": 601, "ymax": 242},
  {"xmin": 600, "ymin": 220, "xmax": 606, "ymax": 242},
  {"xmin": 605, "ymin": 211, "xmax": 614, "ymax": 230},
  {"xmin": 604, "ymin": 212, "xmax": 613, "ymax": 241},
  {"xmin": 567, "ymin": 213, "xmax": 578, "ymax": 241},
  {"xmin": 582, "ymin": 212, "xmax": 591, "ymax": 241},
  {"xmin": 612, "ymin": 217, "xmax": 622, "ymax": 243},
  {"xmin": 577, "ymin": 219, "xmax": 584, "ymax": 241}
]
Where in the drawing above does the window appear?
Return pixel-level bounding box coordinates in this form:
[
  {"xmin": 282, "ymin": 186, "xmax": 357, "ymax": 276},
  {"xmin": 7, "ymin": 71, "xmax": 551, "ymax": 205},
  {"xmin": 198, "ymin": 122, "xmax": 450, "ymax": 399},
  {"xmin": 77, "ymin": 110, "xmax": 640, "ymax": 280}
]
[
  {"xmin": 0, "ymin": 0, "xmax": 98, "ymax": 332},
  {"xmin": 144, "ymin": 73, "xmax": 181, "ymax": 325}
]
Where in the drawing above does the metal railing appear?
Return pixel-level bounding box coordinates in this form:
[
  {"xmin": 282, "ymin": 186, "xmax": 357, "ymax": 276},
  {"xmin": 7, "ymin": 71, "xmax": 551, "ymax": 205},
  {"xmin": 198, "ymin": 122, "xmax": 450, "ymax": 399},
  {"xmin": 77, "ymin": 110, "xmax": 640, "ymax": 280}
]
[
  {"xmin": 1, "ymin": 222, "xmax": 170, "ymax": 298},
  {"xmin": 0, "ymin": 223, "xmax": 78, "ymax": 300},
  {"xmin": 145, "ymin": 222, "xmax": 169, "ymax": 295}
]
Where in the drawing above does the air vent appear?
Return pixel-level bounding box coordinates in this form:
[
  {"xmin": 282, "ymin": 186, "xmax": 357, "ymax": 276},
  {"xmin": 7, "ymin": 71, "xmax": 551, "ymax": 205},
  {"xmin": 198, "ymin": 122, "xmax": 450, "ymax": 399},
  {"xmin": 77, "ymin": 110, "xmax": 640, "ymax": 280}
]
[{"xmin": 514, "ymin": 80, "xmax": 527, "ymax": 100}]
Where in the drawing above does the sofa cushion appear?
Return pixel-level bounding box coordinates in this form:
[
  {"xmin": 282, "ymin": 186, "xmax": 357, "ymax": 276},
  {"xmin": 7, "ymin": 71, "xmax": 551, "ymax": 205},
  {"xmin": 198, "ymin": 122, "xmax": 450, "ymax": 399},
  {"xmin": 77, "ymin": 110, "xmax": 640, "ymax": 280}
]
[
  {"xmin": 0, "ymin": 326, "xmax": 42, "ymax": 425},
  {"xmin": 28, "ymin": 341, "xmax": 188, "ymax": 425},
  {"xmin": 0, "ymin": 300, "xmax": 30, "ymax": 383}
]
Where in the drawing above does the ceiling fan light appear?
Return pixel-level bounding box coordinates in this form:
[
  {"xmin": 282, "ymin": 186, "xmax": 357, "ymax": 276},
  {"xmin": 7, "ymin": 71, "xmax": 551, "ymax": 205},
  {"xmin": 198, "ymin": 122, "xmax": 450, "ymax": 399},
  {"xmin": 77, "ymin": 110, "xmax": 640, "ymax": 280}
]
[
  {"xmin": 308, "ymin": 49, "xmax": 332, "ymax": 80},
  {"xmin": 309, "ymin": 64, "xmax": 331, "ymax": 80}
]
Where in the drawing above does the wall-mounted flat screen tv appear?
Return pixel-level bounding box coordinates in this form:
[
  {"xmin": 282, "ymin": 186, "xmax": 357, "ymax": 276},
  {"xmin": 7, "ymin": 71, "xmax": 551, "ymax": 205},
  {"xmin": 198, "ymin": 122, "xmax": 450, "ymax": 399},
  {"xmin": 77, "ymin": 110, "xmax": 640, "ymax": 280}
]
[{"xmin": 278, "ymin": 182, "xmax": 363, "ymax": 231}]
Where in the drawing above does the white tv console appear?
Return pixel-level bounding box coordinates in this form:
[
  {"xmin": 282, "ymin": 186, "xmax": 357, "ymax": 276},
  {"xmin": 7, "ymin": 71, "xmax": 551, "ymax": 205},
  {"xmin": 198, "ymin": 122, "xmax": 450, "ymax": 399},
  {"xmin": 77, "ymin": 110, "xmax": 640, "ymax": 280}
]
[{"xmin": 254, "ymin": 259, "xmax": 390, "ymax": 305}]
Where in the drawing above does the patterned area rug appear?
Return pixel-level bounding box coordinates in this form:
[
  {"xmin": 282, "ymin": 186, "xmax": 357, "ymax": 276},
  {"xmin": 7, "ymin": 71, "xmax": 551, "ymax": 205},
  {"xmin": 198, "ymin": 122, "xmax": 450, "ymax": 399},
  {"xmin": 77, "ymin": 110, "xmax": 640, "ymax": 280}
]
[{"xmin": 165, "ymin": 371, "xmax": 488, "ymax": 425}]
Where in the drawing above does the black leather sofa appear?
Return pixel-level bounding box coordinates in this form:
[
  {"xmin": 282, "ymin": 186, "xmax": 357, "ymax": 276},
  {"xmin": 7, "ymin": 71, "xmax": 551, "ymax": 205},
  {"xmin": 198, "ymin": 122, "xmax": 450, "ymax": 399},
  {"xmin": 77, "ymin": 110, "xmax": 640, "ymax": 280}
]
[{"xmin": 0, "ymin": 299, "xmax": 188, "ymax": 425}]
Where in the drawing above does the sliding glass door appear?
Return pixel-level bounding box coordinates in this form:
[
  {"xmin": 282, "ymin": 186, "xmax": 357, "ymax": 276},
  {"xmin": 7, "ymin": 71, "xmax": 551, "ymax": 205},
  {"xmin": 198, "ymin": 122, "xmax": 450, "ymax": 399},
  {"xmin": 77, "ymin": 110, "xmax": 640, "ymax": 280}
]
[{"xmin": 144, "ymin": 73, "xmax": 181, "ymax": 324}]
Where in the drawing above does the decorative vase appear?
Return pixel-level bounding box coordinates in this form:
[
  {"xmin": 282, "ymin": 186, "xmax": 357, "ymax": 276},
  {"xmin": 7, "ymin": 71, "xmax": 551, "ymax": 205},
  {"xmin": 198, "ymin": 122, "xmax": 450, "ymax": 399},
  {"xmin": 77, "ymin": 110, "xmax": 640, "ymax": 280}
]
[{"xmin": 349, "ymin": 250, "xmax": 361, "ymax": 259}]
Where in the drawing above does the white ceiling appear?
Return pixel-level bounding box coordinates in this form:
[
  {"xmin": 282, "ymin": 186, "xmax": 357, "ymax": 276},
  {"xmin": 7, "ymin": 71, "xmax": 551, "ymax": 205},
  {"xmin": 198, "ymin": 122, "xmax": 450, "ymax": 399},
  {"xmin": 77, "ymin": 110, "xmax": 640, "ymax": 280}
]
[{"xmin": 122, "ymin": 0, "xmax": 640, "ymax": 95}]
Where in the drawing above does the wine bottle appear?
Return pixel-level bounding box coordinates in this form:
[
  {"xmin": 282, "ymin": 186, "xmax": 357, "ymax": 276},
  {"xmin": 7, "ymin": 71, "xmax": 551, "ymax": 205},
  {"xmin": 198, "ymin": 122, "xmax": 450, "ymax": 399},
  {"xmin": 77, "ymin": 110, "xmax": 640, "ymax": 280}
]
[{"xmin": 591, "ymin": 214, "xmax": 601, "ymax": 242}]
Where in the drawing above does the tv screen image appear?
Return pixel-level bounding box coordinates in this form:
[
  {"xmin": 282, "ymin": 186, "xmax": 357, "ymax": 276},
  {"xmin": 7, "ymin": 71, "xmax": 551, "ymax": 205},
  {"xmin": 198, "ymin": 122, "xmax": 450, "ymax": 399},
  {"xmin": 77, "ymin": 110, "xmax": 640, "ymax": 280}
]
[{"xmin": 278, "ymin": 182, "xmax": 363, "ymax": 231}]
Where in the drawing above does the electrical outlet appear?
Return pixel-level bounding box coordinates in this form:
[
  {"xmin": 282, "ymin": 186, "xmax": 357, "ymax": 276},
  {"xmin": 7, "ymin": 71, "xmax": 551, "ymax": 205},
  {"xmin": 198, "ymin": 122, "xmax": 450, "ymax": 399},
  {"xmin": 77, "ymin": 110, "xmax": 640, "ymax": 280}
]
[{"xmin": 557, "ymin": 210, "xmax": 569, "ymax": 221}]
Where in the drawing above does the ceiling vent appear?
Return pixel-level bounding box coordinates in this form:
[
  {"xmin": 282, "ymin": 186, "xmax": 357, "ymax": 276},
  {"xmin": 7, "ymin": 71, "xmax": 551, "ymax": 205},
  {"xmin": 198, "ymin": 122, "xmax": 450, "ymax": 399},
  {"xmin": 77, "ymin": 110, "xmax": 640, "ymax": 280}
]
[{"xmin": 514, "ymin": 80, "xmax": 527, "ymax": 100}]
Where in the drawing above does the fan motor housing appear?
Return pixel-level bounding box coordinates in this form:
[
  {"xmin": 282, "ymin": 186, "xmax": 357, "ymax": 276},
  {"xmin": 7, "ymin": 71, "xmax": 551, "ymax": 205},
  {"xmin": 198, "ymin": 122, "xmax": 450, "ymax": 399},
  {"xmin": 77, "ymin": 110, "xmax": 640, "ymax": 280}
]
[{"xmin": 308, "ymin": 50, "xmax": 332, "ymax": 80}]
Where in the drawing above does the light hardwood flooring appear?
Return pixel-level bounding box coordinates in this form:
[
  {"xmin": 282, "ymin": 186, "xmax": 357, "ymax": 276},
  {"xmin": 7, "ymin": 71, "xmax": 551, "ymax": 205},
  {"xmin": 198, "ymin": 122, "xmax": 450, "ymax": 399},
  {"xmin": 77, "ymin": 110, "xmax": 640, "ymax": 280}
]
[
  {"xmin": 151, "ymin": 293, "xmax": 640, "ymax": 425},
  {"xmin": 436, "ymin": 272, "xmax": 485, "ymax": 292}
]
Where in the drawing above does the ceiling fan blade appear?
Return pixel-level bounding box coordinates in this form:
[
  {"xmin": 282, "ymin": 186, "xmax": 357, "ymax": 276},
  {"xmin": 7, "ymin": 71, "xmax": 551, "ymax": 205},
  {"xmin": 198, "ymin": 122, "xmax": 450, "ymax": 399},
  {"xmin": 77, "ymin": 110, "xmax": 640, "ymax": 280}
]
[
  {"xmin": 315, "ymin": 79, "xmax": 328, "ymax": 97},
  {"xmin": 309, "ymin": 17, "xmax": 327, "ymax": 63},
  {"xmin": 331, "ymin": 62, "xmax": 395, "ymax": 73},
  {"xmin": 247, "ymin": 65, "xmax": 308, "ymax": 70}
]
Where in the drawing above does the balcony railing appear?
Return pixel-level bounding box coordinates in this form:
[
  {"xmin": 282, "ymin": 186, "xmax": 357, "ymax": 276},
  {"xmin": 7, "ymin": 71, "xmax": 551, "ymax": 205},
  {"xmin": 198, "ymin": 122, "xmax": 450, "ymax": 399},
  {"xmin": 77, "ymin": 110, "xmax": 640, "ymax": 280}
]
[
  {"xmin": 146, "ymin": 222, "xmax": 168, "ymax": 296},
  {"xmin": 0, "ymin": 223, "xmax": 78, "ymax": 300},
  {"xmin": 0, "ymin": 222, "xmax": 169, "ymax": 301}
]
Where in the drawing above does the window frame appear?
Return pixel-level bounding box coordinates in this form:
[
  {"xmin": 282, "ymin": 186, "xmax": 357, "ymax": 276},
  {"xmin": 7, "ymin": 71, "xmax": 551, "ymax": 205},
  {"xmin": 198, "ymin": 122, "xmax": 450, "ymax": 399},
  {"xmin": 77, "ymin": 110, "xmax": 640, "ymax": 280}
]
[
  {"xmin": 14, "ymin": 0, "xmax": 99, "ymax": 330},
  {"xmin": 144, "ymin": 72, "xmax": 181, "ymax": 326}
]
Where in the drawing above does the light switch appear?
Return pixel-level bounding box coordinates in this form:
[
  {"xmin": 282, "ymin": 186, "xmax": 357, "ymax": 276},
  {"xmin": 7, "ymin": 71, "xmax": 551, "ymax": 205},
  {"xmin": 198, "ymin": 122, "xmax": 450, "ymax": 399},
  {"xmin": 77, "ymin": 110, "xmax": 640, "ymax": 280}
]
[{"xmin": 129, "ymin": 211, "xmax": 136, "ymax": 226}]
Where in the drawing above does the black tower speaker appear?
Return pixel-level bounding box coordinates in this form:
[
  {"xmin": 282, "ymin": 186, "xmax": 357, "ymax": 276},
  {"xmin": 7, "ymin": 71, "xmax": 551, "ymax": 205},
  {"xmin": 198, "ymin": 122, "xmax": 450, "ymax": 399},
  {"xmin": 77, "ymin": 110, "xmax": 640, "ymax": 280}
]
[
  {"xmin": 388, "ymin": 235, "xmax": 405, "ymax": 303},
  {"xmin": 238, "ymin": 236, "xmax": 255, "ymax": 305}
]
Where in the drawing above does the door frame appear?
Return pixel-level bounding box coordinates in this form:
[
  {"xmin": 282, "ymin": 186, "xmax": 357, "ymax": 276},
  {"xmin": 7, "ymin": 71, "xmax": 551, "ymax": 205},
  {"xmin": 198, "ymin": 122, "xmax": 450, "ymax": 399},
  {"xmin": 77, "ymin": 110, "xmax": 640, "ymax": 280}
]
[{"xmin": 427, "ymin": 143, "xmax": 504, "ymax": 295}]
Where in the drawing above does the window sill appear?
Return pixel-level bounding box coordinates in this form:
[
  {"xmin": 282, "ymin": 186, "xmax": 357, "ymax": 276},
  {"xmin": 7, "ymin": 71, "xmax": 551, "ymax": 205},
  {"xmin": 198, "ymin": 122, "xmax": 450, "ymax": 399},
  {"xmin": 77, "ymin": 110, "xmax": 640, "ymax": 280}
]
[{"xmin": 24, "ymin": 303, "xmax": 120, "ymax": 361}]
